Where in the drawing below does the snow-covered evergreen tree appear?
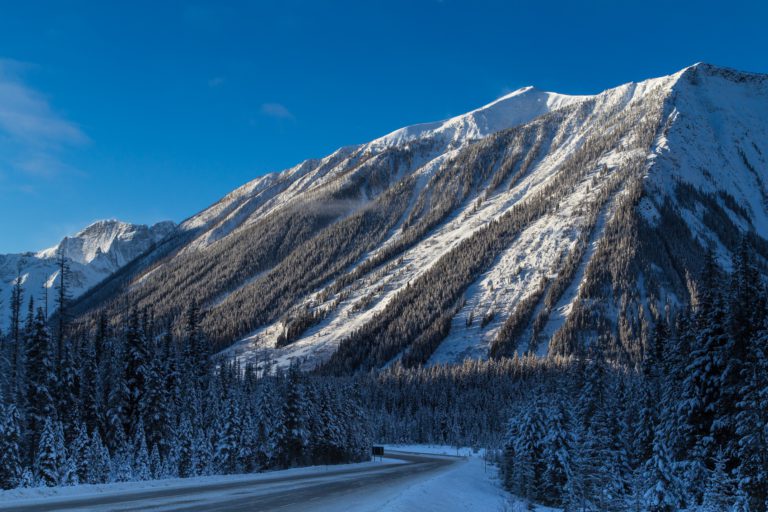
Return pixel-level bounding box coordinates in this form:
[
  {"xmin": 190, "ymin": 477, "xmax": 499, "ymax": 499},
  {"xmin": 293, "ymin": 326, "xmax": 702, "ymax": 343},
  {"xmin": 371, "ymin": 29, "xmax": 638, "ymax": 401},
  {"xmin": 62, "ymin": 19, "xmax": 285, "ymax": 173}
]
[
  {"xmin": 279, "ymin": 363, "xmax": 309, "ymax": 468},
  {"xmin": 133, "ymin": 424, "xmax": 151, "ymax": 482},
  {"xmin": 26, "ymin": 308, "xmax": 57, "ymax": 450},
  {"xmin": 86, "ymin": 430, "xmax": 111, "ymax": 484},
  {"xmin": 701, "ymin": 448, "xmax": 736, "ymax": 511},
  {"xmin": 0, "ymin": 404, "xmax": 23, "ymax": 489},
  {"xmin": 34, "ymin": 418, "xmax": 66, "ymax": 487},
  {"xmin": 125, "ymin": 307, "xmax": 149, "ymax": 438},
  {"xmin": 679, "ymin": 251, "xmax": 729, "ymax": 503},
  {"xmin": 67, "ymin": 423, "xmax": 89, "ymax": 484},
  {"xmin": 539, "ymin": 397, "xmax": 572, "ymax": 507},
  {"xmin": 642, "ymin": 429, "xmax": 684, "ymax": 512},
  {"xmin": 735, "ymin": 319, "xmax": 768, "ymax": 511}
]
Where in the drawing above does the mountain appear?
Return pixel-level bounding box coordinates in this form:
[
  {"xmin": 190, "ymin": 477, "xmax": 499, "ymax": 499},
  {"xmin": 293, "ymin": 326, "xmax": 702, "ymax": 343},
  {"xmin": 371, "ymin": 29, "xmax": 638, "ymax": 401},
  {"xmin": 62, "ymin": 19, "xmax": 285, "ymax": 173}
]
[
  {"xmin": 68, "ymin": 63, "xmax": 768, "ymax": 373},
  {"xmin": 0, "ymin": 220, "xmax": 176, "ymax": 329}
]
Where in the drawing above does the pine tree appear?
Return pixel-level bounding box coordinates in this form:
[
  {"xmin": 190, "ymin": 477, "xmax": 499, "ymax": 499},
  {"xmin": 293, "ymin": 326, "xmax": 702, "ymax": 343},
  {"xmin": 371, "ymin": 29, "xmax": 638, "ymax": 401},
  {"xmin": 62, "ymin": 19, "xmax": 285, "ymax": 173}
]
[
  {"xmin": 57, "ymin": 340, "xmax": 81, "ymax": 441},
  {"xmin": 183, "ymin": 300, "xmax": 210, "ymax": 391},
  {"xmin": 516, "ymin": 400, "xmax": 546, "ymax": 501},
  {"xmin": 721, "ymin": 237, "xmax": 764, "ymax": 464},
  {"xmin": 679, "ymin": 250, "xmax": 729, "ymax": 498},
  {"xmin": 735, "ymin": 320, "xmax": 768, "ymax": 511},
  {"xmin": 254, "ymin": 381, "xmax": 282, "ymax": 469},
  {"xmin": 539, "ymin": 397, "xmax": 572, "ymax": 507},
  {"xmin": 125, "ymin": 307, "xmax": 149, "ymax": 436},
  {"xmin": 80, "ymin": 338, "xmax": 103, "ymax": 438},
  {"xmin": 35, "ymin": 418, "xmax": 66, "ymax": 487},
  {"xmin": 315, "ymin": 384, "xmax": 345, "ymax": 464},
  {"xmin": 26, "ymin": 307, "xmax": 57, "ymax": 451},
  {"xmin": 643, "ymin": 428, "xmax": 684, "ymax": 512},
  {"xmin": 564, "ymin": 421, "xmax": 595, "ymax": 511},
  {"xmin": 701, "ymin": 448, "xmax": 736, "ymax": 511},
  {"xmin": 54, "ymin": 247, "xmax": 71, "ymax": 374},
  {"xmin": 149, "ymin": 443, "xmax": 162, "ymax": 480},
  {"xmin": 86, "ymin": 431, "xmax": 111, "ymax": 484},
  {"xmin": 214, "ymin": 396, "xmax": 241, "ymax": 474},
  {"xmin": 9, "ymin": 265, "xmax": 24, "ymax": 402},
  {"xmin": 110, "ymin": 448, "xmax": 134, "ymax": 483},
  {"xmin": 175, "ymin": 414, "xmax": 194, "ymax": 478},
  {"xmin": 279, "ymin": 363, "xmax": 309, "ymax": 468},
  {"xmin": 105, "ymin": 339, "xmax": 129, "ymax": 451},
  {"xmin": 235, "ymin": 409, "xmax": 258, "ymax": 473},
  {"xmin": 605, "ymin": 382, "xmax": 632, "ymax": 508},
  {"xmin": 133, "ymin": 423, "xmax": 151, "ymax": 481},
  {"xmin": 143, "ymin": 342, "xmax": 170, "ymax": 456},
  {"xmin": 68, "ymin": 423, "xmax": 89, "ymax": 484},
  {"xmin": 572, "ymin": 351, "xmax": 616, "ymax": 508},
  {"xmin": 0, "ymin": 404, "xmax": 23, "ymax": 489},
  {"xmin": 191, "ymin": 425, "xmax": 213, "ymax": 477}
]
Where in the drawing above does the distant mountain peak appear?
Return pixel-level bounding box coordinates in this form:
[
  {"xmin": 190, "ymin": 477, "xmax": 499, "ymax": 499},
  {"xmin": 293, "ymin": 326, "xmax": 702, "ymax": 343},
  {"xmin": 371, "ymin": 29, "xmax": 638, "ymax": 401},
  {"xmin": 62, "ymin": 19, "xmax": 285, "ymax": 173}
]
[
  {"xmin": 0, "ymin": 219, "xmax": 176, "ymax": 329},
  {"xmin": 37, "ymin": 219, "xmax": 176, "ymax": 264}
]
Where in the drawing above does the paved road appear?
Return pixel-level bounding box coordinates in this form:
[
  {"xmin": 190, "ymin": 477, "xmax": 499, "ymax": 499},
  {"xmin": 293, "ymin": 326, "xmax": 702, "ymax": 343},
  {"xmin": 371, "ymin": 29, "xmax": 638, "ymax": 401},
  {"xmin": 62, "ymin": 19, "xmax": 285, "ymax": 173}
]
[{"xmin": 1, "ymin": 452, "xmax": 461, "ymax": 512}]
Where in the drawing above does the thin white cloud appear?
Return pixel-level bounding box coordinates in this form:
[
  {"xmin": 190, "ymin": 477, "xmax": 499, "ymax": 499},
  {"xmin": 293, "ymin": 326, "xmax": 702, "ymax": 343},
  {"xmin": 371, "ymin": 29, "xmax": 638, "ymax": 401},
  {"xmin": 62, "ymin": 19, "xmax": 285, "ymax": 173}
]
[
  {"xmin": 0, "ymin": 58, "xmax": 88, "ymax": 177},
  {"xmin": 260, "ymin": 102, "xmax": 294, "ymax": 121}
]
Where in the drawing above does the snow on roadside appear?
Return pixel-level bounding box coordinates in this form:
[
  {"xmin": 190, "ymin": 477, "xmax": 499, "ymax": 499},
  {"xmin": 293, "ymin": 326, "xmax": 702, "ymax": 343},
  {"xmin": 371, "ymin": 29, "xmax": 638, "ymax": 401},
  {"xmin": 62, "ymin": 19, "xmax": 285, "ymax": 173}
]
[
  {"xmin": 0, "ymin": 445, "xmax": 560, "ymax": 512},
  {"xmin": 0, "ymin": 458, "xmax": 404, "ymax": 507},
  {"xmin": 307, "ymin": 444, "xmax": 526, "ymax": 512},
  {"xmin": 376, "ymin": 445, "xmax": 560, "ymax": 512}
]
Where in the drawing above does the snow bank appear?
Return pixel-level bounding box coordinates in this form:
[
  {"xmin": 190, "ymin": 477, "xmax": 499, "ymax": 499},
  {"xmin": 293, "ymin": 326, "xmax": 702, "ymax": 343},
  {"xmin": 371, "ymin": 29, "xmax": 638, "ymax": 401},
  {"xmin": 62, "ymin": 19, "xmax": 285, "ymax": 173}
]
[{"xmin": 0, "ymin": 458, "xmax": 403, "ymax": 507}]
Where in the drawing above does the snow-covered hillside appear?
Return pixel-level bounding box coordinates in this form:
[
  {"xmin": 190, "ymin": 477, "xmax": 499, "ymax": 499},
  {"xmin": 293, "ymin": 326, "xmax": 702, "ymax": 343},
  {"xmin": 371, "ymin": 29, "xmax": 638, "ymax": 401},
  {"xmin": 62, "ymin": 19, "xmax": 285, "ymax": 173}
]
[
  {"xmin": 0, "ymin": 220, "xmax": 175, "ymax": 329},
  {"xmin": 69, "ymin": 63, "xmax": 768, "ymax": 372},
  {"xmin": 178, "ymin": 86, "xmax": 585, "ymax": 252}
]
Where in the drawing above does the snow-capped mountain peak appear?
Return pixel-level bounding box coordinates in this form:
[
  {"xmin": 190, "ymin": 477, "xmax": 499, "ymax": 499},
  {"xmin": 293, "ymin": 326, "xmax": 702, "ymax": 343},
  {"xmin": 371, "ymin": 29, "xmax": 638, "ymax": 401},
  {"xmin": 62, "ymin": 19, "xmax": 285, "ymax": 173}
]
[
  {"xmin": 0, "ymin": 219, "xmax": 176, "ymax": 329},
  {"xmin": 37, "ymin": 219, "xmax": 176, "ymax": 265},
  {"xmin": 367, "ymin": 84, "xmax": 589, "ymax": 150}
]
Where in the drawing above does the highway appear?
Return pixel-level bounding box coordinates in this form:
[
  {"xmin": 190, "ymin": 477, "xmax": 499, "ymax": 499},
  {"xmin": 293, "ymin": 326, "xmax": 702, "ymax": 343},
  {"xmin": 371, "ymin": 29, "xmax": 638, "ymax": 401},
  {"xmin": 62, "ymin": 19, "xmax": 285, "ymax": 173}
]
[{"xmin": 1, "ymin": 451, "xmax": 461, "ymax": 512}]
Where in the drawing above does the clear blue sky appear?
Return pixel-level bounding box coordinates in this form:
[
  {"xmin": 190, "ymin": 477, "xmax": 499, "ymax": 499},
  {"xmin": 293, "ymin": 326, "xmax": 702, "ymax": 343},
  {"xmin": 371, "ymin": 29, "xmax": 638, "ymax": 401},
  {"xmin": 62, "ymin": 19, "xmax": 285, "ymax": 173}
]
[{"xmin": 0, "ymin": 0, "xmax": 766, "ymax": 253}]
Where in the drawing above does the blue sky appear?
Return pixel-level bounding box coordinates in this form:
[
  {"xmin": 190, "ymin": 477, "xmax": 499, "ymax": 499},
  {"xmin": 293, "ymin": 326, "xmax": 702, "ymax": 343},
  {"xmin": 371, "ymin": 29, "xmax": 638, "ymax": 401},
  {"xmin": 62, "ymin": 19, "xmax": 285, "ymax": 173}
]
[{"xmin": 0, "ymin": 0, "xmax": 766, "ymax": 253}]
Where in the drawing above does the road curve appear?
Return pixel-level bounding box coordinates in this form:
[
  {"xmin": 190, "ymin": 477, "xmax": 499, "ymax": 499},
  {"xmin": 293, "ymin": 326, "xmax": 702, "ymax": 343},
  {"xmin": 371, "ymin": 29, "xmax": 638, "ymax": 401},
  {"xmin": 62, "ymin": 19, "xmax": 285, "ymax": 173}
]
[{"xmin": 1, "ymin": 452, "xmax": 462, "ymax": 512}]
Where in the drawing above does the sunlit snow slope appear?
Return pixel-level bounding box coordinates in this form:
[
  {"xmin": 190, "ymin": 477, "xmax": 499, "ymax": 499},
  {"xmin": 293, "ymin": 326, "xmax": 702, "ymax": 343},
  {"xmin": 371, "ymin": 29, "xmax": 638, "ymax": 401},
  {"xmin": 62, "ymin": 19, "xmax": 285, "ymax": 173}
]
[{"xmin": 70, "ymin": 64, "xmax": 768, "ymax": 372}]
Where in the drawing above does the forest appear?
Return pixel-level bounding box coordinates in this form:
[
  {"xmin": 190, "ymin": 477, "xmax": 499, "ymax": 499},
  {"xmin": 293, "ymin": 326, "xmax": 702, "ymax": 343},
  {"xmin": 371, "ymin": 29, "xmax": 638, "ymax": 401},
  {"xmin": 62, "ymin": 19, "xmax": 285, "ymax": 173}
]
[
  {"xmin": 0, "ymin": 288, "xmax": 371, "ymax": 489},
  {"xmin": 1, "ymin": 240, "xmax": 767, "ymax": 511}
]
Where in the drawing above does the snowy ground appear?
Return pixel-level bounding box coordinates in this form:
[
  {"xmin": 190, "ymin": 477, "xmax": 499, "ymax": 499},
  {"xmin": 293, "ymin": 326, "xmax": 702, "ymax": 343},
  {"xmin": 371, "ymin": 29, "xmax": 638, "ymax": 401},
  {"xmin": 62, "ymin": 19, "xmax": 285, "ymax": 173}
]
[
  {"xmin": 349, "ymin": 445, "xmax": 511, "ymax": 512},
  {"xmin": 0, "ymin": 446, "xmax": 555, "ymax": 512},
  {"xmin": 374, "ymin": 445, "xmax": 560, "ymax": 512}
]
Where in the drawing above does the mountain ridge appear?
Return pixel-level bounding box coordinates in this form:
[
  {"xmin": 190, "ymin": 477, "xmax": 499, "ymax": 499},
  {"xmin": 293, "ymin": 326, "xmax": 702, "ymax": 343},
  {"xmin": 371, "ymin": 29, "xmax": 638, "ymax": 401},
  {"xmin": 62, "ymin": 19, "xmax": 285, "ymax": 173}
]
[{"xmin": 65, "ymin": 63, "xmax": 768, "ymax": 373}]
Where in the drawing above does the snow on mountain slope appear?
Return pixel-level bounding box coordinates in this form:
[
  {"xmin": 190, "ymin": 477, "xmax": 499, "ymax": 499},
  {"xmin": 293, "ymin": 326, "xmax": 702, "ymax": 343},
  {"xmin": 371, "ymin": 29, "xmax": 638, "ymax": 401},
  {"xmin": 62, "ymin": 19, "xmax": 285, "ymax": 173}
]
[
  {"xmin": 223, "ymin": 69, "xmax": 678, "ymax": 369},
  {"xmin": 71, "ymin": 63, "xmax": 768, "ymax": 372},
  {"xmin": 0, "ymin": 220, "xmax": 175, "ymax": 329},
  {"xmin": 368, "ymin": 86, "xmax": 587, "ymax": 150},
  {"xmin": 177, "ymin": 87, "xmax": 586, "ymax": 252},
  {"xmin": 643, "ymin": 64, "xmax": 768, "ymax": 250}
]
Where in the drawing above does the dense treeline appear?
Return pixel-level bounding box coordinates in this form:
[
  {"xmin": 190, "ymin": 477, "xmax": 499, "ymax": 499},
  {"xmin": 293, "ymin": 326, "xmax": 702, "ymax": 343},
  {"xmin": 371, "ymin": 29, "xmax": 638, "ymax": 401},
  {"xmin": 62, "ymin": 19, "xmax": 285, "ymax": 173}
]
[
  {"xmin": 0, "ymin": 295, "xmax": 371, "ymax": 490},
  {"xmin": 2, "ymin": 240, "xmax": 767, "ymax": 512},
  {"xmin": 501, "ymin": 244, "xmax": 768, "ymax": 511},
  {"xmin": 352, "ymin": 240, "xmax": 768, "ymax": 511},
  {"xmin": 356, "ymin": 355, "xmax": 574, "ymax": 448}
]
